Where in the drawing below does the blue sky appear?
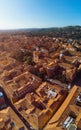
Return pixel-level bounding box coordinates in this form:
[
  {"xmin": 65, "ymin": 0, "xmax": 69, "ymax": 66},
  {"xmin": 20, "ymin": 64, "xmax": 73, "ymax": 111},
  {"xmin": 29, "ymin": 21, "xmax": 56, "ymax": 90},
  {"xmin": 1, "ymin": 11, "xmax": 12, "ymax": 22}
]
[{"xmin": 0, "ymin": 0, "xmax": 81, "ymax": 29}]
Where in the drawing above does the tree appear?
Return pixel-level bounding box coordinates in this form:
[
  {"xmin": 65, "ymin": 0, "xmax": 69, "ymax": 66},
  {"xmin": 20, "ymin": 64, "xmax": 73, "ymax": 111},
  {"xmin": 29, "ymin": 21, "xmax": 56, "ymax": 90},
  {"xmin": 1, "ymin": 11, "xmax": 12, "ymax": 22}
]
[{"xmin": 24, "ymin": 56, "xmax": 33, "ymax": 65}]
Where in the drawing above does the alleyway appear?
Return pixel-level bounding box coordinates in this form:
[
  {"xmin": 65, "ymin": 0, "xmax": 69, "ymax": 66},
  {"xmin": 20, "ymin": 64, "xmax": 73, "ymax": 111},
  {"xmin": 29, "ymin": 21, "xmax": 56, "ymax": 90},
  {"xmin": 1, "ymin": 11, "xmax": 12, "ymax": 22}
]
[{"xmin": 72, "ymin": 71, "xmax": 81, "ymax": 87}]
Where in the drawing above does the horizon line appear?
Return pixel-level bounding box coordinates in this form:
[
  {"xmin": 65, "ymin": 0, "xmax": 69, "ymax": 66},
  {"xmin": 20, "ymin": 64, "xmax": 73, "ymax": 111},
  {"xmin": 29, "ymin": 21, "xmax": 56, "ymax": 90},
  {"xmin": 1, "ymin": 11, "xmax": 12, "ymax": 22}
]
[{"xmin": 0, "ymin": 25, "xmax": 81, "ymax": 31}]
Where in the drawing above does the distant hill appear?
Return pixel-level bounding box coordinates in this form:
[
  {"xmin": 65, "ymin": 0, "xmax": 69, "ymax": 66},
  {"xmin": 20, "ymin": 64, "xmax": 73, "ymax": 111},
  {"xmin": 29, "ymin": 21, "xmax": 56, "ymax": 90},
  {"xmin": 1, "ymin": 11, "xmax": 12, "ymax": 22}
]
[
  {"xmin": 0, "ymin": 26, "xmax": 81, "ymax": 39},
  {"xmin": 0, "ymin": 25, "xmax": 81, "ymax": 32}
]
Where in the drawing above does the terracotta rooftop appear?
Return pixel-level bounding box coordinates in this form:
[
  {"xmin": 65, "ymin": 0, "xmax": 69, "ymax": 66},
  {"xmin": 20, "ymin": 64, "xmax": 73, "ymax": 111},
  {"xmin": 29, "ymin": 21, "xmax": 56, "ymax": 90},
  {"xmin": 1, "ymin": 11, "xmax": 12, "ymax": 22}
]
[
  {"xmin": 14, "ymin": 82, "xmax": 68, "ymax": 130},
  {"xmin": 44, "ymin": 85, "xmax": 81, "ymax": 130},
  {"xmin": 0, "ymin": 107, "xmax": 27, "ymax": 130},
  {"xmin": 1, "ymin": 71, "xmax": 42, "ymax": 103}
]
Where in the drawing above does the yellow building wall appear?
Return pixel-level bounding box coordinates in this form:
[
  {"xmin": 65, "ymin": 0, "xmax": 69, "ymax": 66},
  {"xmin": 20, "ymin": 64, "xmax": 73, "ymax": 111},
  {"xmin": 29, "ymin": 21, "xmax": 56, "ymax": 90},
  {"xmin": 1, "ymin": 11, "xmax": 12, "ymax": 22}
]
[
  {"xmin": 38, "ymin": 109, "xmax": 53, "ymax": 130},
  {"xmin": 29, "ymin": 113, "xmax": 39, "ymax": 130}
]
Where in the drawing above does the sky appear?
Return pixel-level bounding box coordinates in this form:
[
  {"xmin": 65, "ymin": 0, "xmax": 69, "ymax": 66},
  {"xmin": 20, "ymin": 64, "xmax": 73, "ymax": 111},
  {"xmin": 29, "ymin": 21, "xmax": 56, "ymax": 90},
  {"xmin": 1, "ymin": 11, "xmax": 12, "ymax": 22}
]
[{"xmin": 0, "ymin": 0, "xmax": 81, "ymax": 29}]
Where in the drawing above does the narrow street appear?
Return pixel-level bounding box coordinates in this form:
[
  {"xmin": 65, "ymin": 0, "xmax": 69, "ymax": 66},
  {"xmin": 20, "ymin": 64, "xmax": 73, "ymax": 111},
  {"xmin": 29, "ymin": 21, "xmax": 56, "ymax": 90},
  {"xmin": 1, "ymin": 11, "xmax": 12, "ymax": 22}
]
[{"xmin": 72, "ymin": 71, "xmax": 81, "ymax": 87}]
